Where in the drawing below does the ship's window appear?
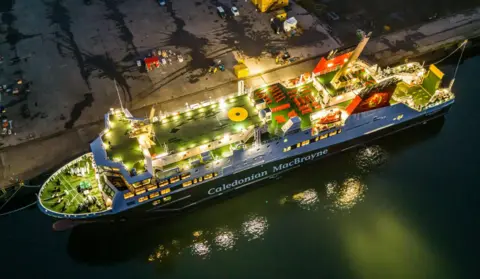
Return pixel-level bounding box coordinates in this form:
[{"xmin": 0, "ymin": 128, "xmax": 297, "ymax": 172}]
[
  {"xmin": 126, "ymin": 201, "xmax": 135, "ymax": 206},
  {"xmin": 181, "ymin": 173, "xmax": 191, "ymax": 180},
  {"xmin": 213, "ymin": 172, "xmax": 218, "ymax": 177},
  {"xmin": 193, "ymin": 178, "xmax": 198, "ymax": 184},
  {"xmin": 329, "ymin": 131, "xmax": 337, "ymax": 136},
  {"xmin": 183, "ymin": 181, "xmax": 192, "ymax": 187},
  {"xmin": 198, "ymin": 177, "xmax": 203, "ymax": 182},
  {"xmin": 315, "ymin": 136, "xmax": 320, "ymax": 142},
  {"xmin": 141, "ymin": 179, "xmax": 151, "ymax": 185},
  {"xmin": 138, "ymin": 196, "xmax": 149, "ymax": 203},
  {"xmin": 301, "ymin": 140, "xmax": 309, "ymax": 146},
  {"xmin": 152, "ymin": 200, "xmax": 161, "ymax": 206},
  {"xmin": 149, "ymin": 192, "xmax": 160, "ymax": 199},
  {"xmin": 112, "ymin": 167, "xmax": 120, "ymax": 172},
  {"xmin": 169, "ymin": 176, "xmax": 179, "ymax": 184},
  {"xmin": 124, "ymin": 192, "xmax": 134, "ymax": 199},
  {"xmin": 132, "ymin": 182, "xmax": 142, "ymax": 188},
  {"xmin": 147, "ymin": 185, "xmax": 158, "ymax": 192},
  {"xmin": 135, "ymin": 188, "xmax": 146, "ymax": 195},
  {"xmin": 337, "ymin": 129, "xmax": 342, "ymax": 134},
  {"xmin": 296, "ymin": 143, "xmax": 301, "ymax": 148},
  {"xmin": 163, "ymin": 196, "xmax": 172, "ymax": 202},
  {"xmin": 283, "ymin": 146, "xmax": 291, "ymax": 152},
  {"xmin": 161, "ymin": 188, "xmax": 171, "ymax": 195},
  {"xmin": 159, "ymin": 180, "xmax": 169, "ymax": 187},
  {"xmin": 284, "ymin": 138, "xmax": 288, "ymax": 143},
  {"xmin": 101, "ymin": 183, "xmax": 115, "ymax": 199},
  {"xmin": 320, "ymin": 134, "xmax": 328, "ymax": 140},
  {"xmin": 204, "ymin": 173, "xmax": 213, "ymax": 180}
]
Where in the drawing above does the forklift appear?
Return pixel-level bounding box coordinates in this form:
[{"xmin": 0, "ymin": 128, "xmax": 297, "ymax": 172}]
[{"xmin": 208, "ymin": 59, "xmax": 225, "ymax": 74}]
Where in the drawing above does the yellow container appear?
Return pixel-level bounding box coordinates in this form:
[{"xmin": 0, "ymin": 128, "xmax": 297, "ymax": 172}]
[
  {"xmin": 252, "ymin": 0, "xmax": 288, "ymax": 13},
  {"xmin": 234, "ymin": 64, "xmax": 249, "ymax": 78},
  {"xmin": 275, "ymin": 9, "xmax": 287, "ymax": 20}
]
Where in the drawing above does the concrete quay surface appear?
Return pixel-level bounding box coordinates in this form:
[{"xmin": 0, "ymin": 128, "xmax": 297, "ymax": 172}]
[{"xmin": 1, "ymin": 3, "xmax": 480, "ymax": 188}]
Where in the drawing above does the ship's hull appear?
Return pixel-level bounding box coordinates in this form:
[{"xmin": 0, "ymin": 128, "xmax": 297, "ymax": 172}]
[{"xmin": 63, "ymin": 100, "xmax": 453, "ymax": 225}]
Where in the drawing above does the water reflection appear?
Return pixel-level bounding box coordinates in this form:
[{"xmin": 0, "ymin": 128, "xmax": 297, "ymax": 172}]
[
  {"xmin": 291, "ymin": 189, "xmax": 319, "ymax": 211},
  {"xmin": 241, "ymin": 214, "xmax": 269, "ymax": 241},
  {"xmin": 355, "ymin": 145, "xmax": 388, "ymax": 173},
  {"xmin": 326, "ymin": 176, "xmax": 367, "ymax": 212},
  {"xmin": 214, "ymin": 227, "xmax": 237, "ymax": 251},
  {"xmin": 148, "ymin": 245, "xmax": 170, "ymax": 262},
  {"xmin": 190, "ymin": 240, "xmax": 211, "ymax": 258},
  {"xmin": 148, "ymin": 214, "xmax": 268, "ymax": 263}
]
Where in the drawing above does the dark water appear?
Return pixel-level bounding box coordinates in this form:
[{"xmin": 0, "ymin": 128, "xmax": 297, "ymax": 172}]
[{"xmin": 1, "ymin": 56, "xmax": 479, "ymax": 279}]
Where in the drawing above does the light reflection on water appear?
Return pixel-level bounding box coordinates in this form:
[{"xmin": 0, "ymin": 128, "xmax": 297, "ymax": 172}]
[
  {"xmin": 148, "ymin": 214, "xmax": 268, "ymax": 263},
  {"xmin": 355, "ymin": 145, "xmax": 388, "ymax": 173},
  {"xmin": 148, "ymin": 245, "xmax": 170, "ymax": 262},
  {"xmin": 241, "ymin": 214, "xmax": 269, "ymax": 241},
  {"xmin": 190, "ymin": 240, "xmax": 211, "ymax": 258},
  {"xmin": 214, "ymin": 227, "xmax": 237, "ymax": 251},
  {"xmin": 292, "ymin": 189, "xmax": 320, "ymax": 211},
  {"xmin": 326, "ymin": 176, "xmax": 367, "ymax": 212}
]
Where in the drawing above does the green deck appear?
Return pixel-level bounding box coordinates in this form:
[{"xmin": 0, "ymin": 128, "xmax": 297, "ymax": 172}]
[
  {"xmin": 393, "ymin": 82, "xmax": 433, "ymax": 107},
  {"xmin": 39, "ymin": 156, "xmax": 106, "ymax": 214},
  {"xmin": 103, "ymin": 113, "xmax": 145, "ymax": 171},
  {"xmin": 150, "ymin": 95, "xmax": 261, "ymax": 156}
]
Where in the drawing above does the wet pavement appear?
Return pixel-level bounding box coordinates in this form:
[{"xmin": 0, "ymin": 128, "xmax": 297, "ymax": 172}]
[{"xmin": 0, "ymin": 0, "xmax": 333, "ymax": 148}]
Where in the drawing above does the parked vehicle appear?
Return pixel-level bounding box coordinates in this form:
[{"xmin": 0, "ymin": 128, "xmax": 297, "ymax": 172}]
[
  {"xmin": 231, "ymin": 6, "xmax": 239, "ymax": 16},
  {"xmin": 217, "ymin": 7, "xmax": 226, "ymax": 19},
  {"xmin": 177, "ymin": 55, "xmax": 184, "ymax": 63},
  {"xmin": 136, "ymin": 60, "xmax": 142, "ymax": 67},
  {"xmin": 158, "ymin": 0, "xmax": 166, "ymax": 6}
]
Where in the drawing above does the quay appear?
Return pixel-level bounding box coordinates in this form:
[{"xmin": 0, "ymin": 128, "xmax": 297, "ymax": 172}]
[{"xmin": 1, "ymin": 7, "xmax": 480, "ymax": 192}]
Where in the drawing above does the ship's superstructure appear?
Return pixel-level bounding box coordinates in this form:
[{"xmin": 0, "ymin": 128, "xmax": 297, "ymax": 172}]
[{"xmin": 38, "ymin": 34, "xmax": 456, "ymax": 220}]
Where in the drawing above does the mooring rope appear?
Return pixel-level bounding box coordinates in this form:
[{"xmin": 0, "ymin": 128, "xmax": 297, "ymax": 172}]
[
  {"xmin": 430, "ymin": 40, "xmax": 468, "ymax": 66},
  {"xmin": 0, "ymin": 186, "xmax": 23, "ymax": 212},
  {"xmin": 452, "ymin": 41, "xmax": 467, "ymax": 81},
  {"xmin": 0, "ymin": 201, "xmax": 37, "ymax": 216}
]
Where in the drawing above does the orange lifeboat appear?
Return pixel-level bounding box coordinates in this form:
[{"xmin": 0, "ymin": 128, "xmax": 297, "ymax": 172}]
[{"xmin": 319, "ymin": 110, "xmax": 341, "ymax": 124}]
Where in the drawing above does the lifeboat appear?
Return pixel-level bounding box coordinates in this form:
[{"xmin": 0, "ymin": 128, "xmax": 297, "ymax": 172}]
[{"xmin": 319, "ymin": 110, "xmax": 341, "ymax": 124}]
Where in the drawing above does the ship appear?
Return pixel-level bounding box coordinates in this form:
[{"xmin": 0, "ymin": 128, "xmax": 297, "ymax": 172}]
[{"xmin": 37, "ymin": 33, "xmax": 459, "ymax": 225}]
